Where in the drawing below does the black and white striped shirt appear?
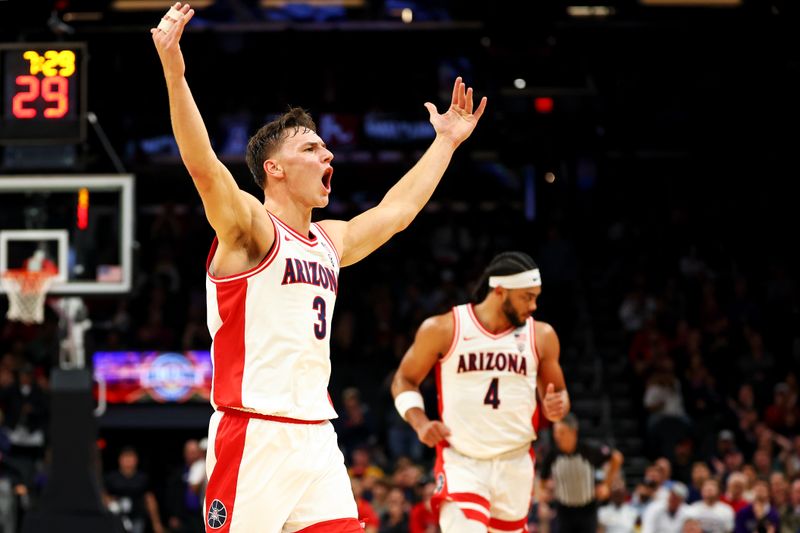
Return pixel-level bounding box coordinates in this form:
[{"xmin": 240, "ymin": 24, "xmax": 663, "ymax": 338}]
[{"xmin": 540, "ymin": 442, "xmax": 611, "ymax": 508}]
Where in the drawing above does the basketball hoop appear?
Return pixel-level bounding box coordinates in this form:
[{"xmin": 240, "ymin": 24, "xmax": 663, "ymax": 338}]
[{"xmin": 1, "ymin": 269, "xmax": 57, "ymax": 324}]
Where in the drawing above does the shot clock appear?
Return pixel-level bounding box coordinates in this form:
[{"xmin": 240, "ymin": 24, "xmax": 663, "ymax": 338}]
[{"xmin": 0, "ymin": 43, "xmax": 87, "ymax": 144}]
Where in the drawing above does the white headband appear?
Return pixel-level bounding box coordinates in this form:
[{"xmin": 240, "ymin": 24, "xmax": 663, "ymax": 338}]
[{"xmin": 488, "ymin": 268, "xmax": 542, "ymax": 289}]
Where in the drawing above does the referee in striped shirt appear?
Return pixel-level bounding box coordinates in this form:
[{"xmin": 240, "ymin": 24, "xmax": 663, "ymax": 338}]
[{"xmin": 539, "ymin": 414, "xmax": 624, "ymax": 533}]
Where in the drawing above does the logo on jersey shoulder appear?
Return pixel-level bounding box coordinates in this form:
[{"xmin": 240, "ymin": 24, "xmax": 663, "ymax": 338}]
[
  {"xmin": 435, "ymin": 473, "xmax": 445, "ymax": 494},
  {"xmin": 463, "ymin": 335, "xmax": 478, "ymax": 341},
  {"xmin": 281, "ymin": 258, "xmax": 338, "ymax": 294},
  {"xmin": 514, "ymin": 332, "xmax": 528, "ymax": 353},
  {"xmin": 456, "ymin": 351, "xmax": 527, "ymax": 375},
  {"xmin": 207, "ymin": 499, "xmax": 227, "ymax": 529}
]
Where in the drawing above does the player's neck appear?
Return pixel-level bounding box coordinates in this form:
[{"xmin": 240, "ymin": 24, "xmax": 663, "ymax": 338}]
[
  {"xmin": 471, "ymin": 300, "xmax": 513, "ymax": 334},
  {"xmin": 265, "ymin": 198, "xmax": 313, "ymax": 238}
]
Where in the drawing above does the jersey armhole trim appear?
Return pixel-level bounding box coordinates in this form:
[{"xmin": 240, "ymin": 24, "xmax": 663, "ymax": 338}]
[
  {"xmin": 439, "ymin": 308, "xmax": 460, "ymax": 364},
  {"xmin": 529, "ymin": 318, "xmax": 539, "ymax": 367},
  {"xmin": 207, "ymin": 216, "xmax": 281, "ymax": 283},
  {"xmin": 313, "ymin": 222, "xmax": 341, "ymax": 267}
]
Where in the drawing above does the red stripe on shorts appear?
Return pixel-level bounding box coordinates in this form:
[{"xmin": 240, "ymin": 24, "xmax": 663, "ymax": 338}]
[
  {"xmin": 461, "ymin": 508, "xmax": 490, "ymax": 525},
  {"xmin": 205, "ymin": 413, "xmax": 249, "ymax": 531},
  {"xmin": 450, "ymin": 492, "xmax": 491, "ymax": 510},
  {"xmin": 489, "ymin": 516, "xmax": 528, "ymax": 531},
  {"xmin": 295, "ymin": 517, "xmax": 363, "ymax": 532}
]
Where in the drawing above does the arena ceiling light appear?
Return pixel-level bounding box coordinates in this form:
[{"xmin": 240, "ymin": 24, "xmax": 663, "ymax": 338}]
[{"xmin": 567, "ymin": 6, "xmax": 615, "ymax": 17}]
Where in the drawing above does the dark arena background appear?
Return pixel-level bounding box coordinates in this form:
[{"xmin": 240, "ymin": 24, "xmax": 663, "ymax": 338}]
[{"xmin": 0, "ymin": 1, "xmax": 799, "ymax": 532}]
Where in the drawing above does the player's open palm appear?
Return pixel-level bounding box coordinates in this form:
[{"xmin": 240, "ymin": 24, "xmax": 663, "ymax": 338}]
[
  {"xmin": 151, "ymin": 2, "xmax": 195, "ymax": 78},
  {"xmin": 417, "ymin": 420, "xmax": 451, "ymax": 447},
  {"xmin": 425, "ymin": 76, "xmax": 487, "ymax": 148}
]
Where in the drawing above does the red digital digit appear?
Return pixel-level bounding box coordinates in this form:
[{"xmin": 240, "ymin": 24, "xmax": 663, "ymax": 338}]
[
  {"xmin": 12, "ymin": 75, "xmax": 39, "ymax": 119},
  {"xmin": 42, "ymin": 76, "xmax": 68, "ymax": 118}
]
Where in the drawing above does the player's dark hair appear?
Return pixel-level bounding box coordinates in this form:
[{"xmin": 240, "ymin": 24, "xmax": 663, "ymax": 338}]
[
  {"xmin": 246, "ymin": 107, "xmax": 317, "ymax": 190},
  {"xmin": 471, "ymin": 251, "xmax": 538, "ymax": 302}
]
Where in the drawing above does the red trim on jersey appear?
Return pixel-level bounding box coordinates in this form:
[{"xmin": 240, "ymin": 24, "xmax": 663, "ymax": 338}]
[
  {"xmin": 218, "ymin": 406, "xmax": 326, "ymax": 425},
  {"xmin": 450, "ymin": 492, "xmax": 490, "ymax": 510},
  {"xmin": 271, "ymin": 213, "xmax": 319, "ymax": 246},
  {"xmin": 204, "ymin": 412, "xmax": 248, "ymax": 532},
  {"xmin": 313, "ymin": 222, "xmax": 341, "ymax": 265},
  {"xmin": 461, "ymin": 508, "xmax": 490, "ymax": 526},
  {"xmin": 439, "ymin": 308, "xmax": 460, "ymax": 364},
  {"xmin": 212, "ymin": 280, "xmax": 248, "ymax": 408},
  {"xmin": 467, "ymin": 304, "xmax": 514, "ymax": 339},
  {"xmin": 528, "ymin": 318, "xmax": 539, "ymax": 367},
  {"xmin": 435, "ymin": 363, "xmax": 443, "ymax": 420},
  {"xmin": 295, "ymin": 518, "xmax": 363, "ymax": 532},
  {"xmin": 430, "ymin": 443, "xmax": 448, "ymax": 519},
  {"xmin": 206, "ymin": 216, "xmax": 281, "ymax": 283},
  {"xmin": 489, "ymin": 516, "xmax": 527, "ymax": 531}
]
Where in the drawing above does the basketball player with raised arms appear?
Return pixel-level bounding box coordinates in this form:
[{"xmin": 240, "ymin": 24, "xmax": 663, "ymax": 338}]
[
  {"xmin": 392, "ymin": 252, "xmax": 570, "ymax": 533},
  {"xmin": 151, "ymin": 3, "xmax": 486, "ymax": 532}
]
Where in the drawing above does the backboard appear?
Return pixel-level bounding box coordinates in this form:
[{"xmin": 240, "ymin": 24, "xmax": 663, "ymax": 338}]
[{"xmin": 0, "ymin": 175, "xmax": 134, "ymax": 294}]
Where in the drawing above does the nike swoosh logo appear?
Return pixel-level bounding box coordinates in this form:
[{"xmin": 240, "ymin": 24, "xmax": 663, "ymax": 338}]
[
  {"xmin": 463, "ymin": 336, "xmax": 478, "ymax": 341},
  {"xmin": 284, "ymin": 235, "xmax": 291, "ymax": 241}
]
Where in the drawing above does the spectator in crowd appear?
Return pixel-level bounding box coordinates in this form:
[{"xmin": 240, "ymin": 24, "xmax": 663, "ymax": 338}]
[
  {"xmin": 686, "ymin": 479, "xmax": 734, "ymax": 533},
  {"xmin": 641, "ymin": 481, "xmax": 690, "ymax": 533},
  {"xmin": 379, "ymin": 487, "xmax": 409, "ymax": 533},
  {"xmin": 529, "ymin": 477, "xmax": 557, "ymax": 533},
  {"xmin": 337, "ymin": 387, "xmax": 379, "ymax": 461},
  {"xmin": 719, "ymin": 471, "xmax": 747, "ymax": 514},
  {"xmin": 539, "ymin": 414, "xmax": 624, "ymax": 533},
  {"xmin": 734, "ymin": 479, "xmax": 780, "ymax": 533},
  {"xmin": 351, "ymin": 476, "xmax": 380, "ymax": 533},
  {"xmin": 103, "ymin": 447, "xmax": 164, "ymax": 533},
  {"xmin": 408, "ymin": 478, "xmax": 437, "ymax": 533},
  {"xmin": 687, "ymin": 461, "xmax": 711, "ymax": 504},
  {"xmin": 165, "ymin": 439, "xmax": 204, "ymax": 533},
  {"xmin": 780, "ymin": 479, "xmax": 800, "ymax": 533},
  {"xmin": 348, "ymin": 445, "xmax": 386, "ymax": 481},
  {"xmin": 597, "ymin": 479, "xmax": 637, "ymax": 533},
  {"xmin": 770, "ymin": 472, "xmax": 789, "ymax": 515},
  {"xmin": 643, "ymin": 359, "xmax": 691, "ymax": 459}
]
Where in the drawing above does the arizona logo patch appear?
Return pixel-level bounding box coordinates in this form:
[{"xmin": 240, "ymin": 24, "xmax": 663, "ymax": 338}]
[{"xmin": 207, "ymin": 499, "xmax": 227, "ymax": 529}]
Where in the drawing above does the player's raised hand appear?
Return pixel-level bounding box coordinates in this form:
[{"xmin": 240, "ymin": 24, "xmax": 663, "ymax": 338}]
[
  {"xmin": 424, "ymin": 77, "xmax": 487, "ymax": 148},
  {"xmin": 151, "ymin": 2, "xmax": 195, "ymax": 78},
  {"xmin": 416, "ymin": 420, "xmax": 451, "ymax": 448},
  {"xmin": 542, "ymin": 383, "xmax": 569, "ymax": 422}
]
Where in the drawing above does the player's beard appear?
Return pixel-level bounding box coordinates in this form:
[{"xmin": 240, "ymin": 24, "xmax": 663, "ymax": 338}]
[{"xmin": 502, "ymin": 296, "xmax": 528, "ymax": 328}]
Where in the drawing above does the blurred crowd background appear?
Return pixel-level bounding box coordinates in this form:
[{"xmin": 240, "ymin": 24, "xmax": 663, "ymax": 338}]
[{"xmin": 1, "ymin": 0, "xmax": 799, "ymax": 532}]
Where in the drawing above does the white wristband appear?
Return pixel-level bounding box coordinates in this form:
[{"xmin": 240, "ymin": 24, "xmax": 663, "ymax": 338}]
[{"xmin": 394, "ymin": 391, "xmax": 425, "ymax": 421}]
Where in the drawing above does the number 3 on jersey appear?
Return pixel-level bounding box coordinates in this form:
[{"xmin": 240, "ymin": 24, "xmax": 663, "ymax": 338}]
[
  {"xmin": 312, "ymin": 296, "xmax": 327, "ymax": 339},
  {"xmin": 484, "ymin": 377, "xmax": 500, "ymax": 409}
]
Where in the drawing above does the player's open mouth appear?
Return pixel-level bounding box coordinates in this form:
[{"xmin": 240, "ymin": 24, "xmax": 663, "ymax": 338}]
[{"xmin": 321, "ymin": 167, "xmax": 333, "ymax": 192}]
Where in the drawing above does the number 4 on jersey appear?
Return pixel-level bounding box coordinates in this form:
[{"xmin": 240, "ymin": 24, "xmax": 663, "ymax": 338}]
[{"xmin": 484, "ymin": 377, "xmax": 500, "ymax": 409}]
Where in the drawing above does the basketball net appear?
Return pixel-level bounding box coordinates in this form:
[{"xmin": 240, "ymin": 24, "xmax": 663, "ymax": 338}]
[{"xmin": 1, "ymin": 268, "xmax": 57, "ymax": 324}]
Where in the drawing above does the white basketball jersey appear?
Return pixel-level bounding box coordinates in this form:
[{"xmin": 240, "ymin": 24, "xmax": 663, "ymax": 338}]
[
  {"xmin": 206, "ymin": 213, "xmax": 340, "ymax": 420},
  {"xmin": 437, "ymin": 304, "xmax": 539, "ymax": 459}
]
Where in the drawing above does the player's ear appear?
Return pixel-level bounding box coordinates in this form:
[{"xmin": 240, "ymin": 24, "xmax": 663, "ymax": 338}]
[{"xmin": 265, "ymin": 159, "xmax": 284, "ymax": 179}]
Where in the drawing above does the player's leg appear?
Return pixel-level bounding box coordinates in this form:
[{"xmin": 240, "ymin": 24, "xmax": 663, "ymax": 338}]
[
  {"xmin": 486, "ymin": 449, "xmax": 534, "ymax": 533},
  {"xmin": 435, "ymin": 447, "xmax": 492, "ymax": 533},
  {"xmin": 203, "ymin": 412, "xmax": 305, "ymax": 532},
  {"xmin": 282, "ymin": 422, "xmax": 361, "ymax": 532}
]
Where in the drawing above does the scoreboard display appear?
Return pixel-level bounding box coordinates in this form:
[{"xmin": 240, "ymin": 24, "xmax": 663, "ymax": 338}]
[{"xmin": 0, "ymin": 43, "xmax": 87, "ymax": 144}]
